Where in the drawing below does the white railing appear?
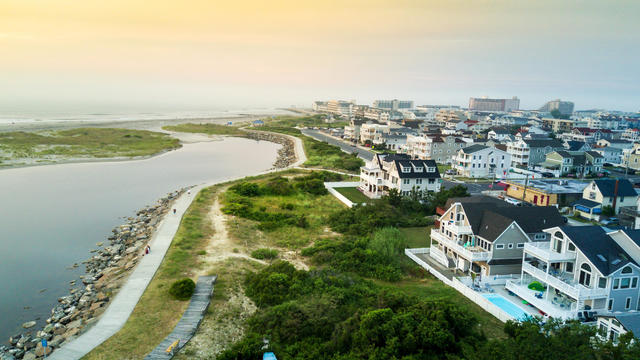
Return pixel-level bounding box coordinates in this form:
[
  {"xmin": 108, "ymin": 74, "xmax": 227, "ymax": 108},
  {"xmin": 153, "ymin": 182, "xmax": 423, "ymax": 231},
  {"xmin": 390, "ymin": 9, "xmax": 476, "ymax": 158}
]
[
  {"xmin": 431, "ymin": 229, "xmax": 490, "ymax": 262},
  {"xmin": 521, "ymin": 262, "xmax": 608, "ymax": 299},
  {"xmin": 505, "ymin": 280, "xmax": 576, "ymax": 319},
  {"xmin": 443, "ymin": 221, "xmax": 473, "ymax": 235},
  {"xmin": 524, "ymin": 242, "xmax": 576, "ymax": 262},
  {"xmin": 428, "ymin": 246, "xmax": 449, "ymax": 268}
]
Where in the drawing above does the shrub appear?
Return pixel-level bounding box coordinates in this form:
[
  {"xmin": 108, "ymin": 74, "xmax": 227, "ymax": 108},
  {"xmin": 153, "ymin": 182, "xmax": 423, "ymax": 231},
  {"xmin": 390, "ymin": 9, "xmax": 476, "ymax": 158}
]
[
  {"xmin": 168, "ymin": 278, "xmax": 196, "ymax": 300},
  {"xmin": 263, "ymin": 177, "xmax": 295, "ymax": 196},
  {"xmin": 230, "ymin": 182, "xmax": 261, "ymax": 196},
  {"xmin": 251, "ymin": 248, "xmax": 279, "ymax": 260}
]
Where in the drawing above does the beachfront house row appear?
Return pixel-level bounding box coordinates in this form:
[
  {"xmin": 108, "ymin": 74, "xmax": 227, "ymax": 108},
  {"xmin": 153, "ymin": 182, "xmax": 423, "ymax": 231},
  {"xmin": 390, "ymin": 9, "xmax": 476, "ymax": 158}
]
[
  {"xmin": 573, "ymin": 179, "xmax": 639, "ymax": 220},
  {"xmin": 359, "ymin": 153, "xmax": 441, "ymax": 198},
  {"xmin": 452, "ymin": 144, "xmax": 511, "ymax": 178},
  {"xmin": 429, "ymin": 196, "xmax": 564, "ymax": 277},
  {"xmin": 505, "ymin": 226, "xmax": 640, "ymax": 320}
]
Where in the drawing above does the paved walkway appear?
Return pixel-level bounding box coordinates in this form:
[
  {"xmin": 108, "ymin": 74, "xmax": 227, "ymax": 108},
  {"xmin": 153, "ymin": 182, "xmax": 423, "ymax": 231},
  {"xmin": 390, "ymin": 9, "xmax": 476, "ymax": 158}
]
[
  {"xmin": 49, "ymin": 186, "xmax": 205, "ymax": 360},
  {"xmin": 49, "ymin": 132, "xmax": 308, "ymax": 360},
  {"xmin": 144, "ymin": 276, "xmax": 217, "ymax": 360}
]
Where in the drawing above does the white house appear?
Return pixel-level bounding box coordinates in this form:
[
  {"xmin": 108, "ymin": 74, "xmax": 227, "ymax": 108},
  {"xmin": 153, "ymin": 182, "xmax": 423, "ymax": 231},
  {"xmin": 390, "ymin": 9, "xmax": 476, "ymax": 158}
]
[
  {"xmin": 487, "ymin": 128, "xmax": 513, "ymax": 141},
  {"xmin": 359, "ymin": 153, "xmax": 441, "ymax": 198},
  {"xmin": 453, "ymin": 144, "xmax": 511, "ymax": 178},
  {"xmin": 573, "ymin": 179, "xmax": 639, "ymax": 220}
]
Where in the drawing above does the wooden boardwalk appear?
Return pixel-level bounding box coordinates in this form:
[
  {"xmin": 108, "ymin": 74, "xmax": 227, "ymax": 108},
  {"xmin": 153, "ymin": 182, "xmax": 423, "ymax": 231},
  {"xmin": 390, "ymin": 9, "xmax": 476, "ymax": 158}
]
[{"xmin": 145, "ymin": 276, "xmax": 217, "ymax": 360}]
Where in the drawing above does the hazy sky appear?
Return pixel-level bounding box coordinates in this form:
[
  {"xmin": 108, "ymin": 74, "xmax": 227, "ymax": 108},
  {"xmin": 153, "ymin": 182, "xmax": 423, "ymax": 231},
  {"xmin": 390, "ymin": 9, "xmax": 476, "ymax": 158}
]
[{"xmin": 1, "ymin": 0, "xmax": 638, "ymax": 112}]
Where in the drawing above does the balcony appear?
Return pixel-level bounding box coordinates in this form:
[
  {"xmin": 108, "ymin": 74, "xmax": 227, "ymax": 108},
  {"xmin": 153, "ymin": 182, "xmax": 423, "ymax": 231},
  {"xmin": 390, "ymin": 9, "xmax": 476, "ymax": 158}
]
[
  {"xmin": 521, "ymin": 262, "xmax": 608, "ymax": 300},
  {"xmin": 524, "ymin": 242, "xmax": 576, "ymax": 262},
  {"xmin": 505, "ymin": 280, "xmax": 577, "ymax": 319},
  {"xmin": 431, "ymin": 229, "xmax": 490, "ymax": 262},
  {"xmin": 441, "ymin": 220, "xmax": 472, "ymax": 235}
]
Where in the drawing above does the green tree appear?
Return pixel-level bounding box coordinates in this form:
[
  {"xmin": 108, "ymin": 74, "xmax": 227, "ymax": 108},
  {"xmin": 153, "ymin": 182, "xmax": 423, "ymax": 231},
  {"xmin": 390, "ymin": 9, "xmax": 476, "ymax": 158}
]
[
  {"xmin": 602, "ymin": 205, "xmax": 615, "ymax": 216},
  {"xmin": 367, "ymin": 227, "xmax": 408, "ymax": 262}
]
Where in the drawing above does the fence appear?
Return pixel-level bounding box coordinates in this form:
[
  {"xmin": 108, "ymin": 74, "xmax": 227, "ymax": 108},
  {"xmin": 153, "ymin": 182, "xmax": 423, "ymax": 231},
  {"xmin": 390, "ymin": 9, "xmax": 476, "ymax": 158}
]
[
  {"xmin": 324, "ymin": 181, "xmax": 361, "ymax": 208},
  {"xmin": 405, "ymin": 248, "xmax": 515, "ymax": 323}
]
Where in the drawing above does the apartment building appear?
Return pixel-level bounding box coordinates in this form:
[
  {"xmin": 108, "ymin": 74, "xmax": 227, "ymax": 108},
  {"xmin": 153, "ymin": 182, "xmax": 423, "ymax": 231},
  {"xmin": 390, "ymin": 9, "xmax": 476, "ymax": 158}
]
[
  {"xmin": 506, "ymin": 139, "xmax": 530, "ymax": 168},
  {"xmin": 539, "ymin": 99, "xmax": 575, "ymax": 115},
  {"xmin": 429, "ymin": 196, "xmax": 564, "ymax": 276},
  {"xmin": 403, "ymin": 134, "xmax": 469, "ymax": 163},
  {"xmin": 505, "ymin": 226, "xmax": 640, "ymax": 319},
  {"xmin": 452, "ymin": 145, "xmax": 511, "ymax": 178},
  {"xmin": 372, "ymin": 99, "xmax": 414, "ymax": 111},
  {"xmin": 469, "ymin": 96, "xmax": 520, "ymax": 112},
  {"xmin": 435, "ymin": 109, "xmax": 467, "ymax": 124},
  {"xmin": 538, "ymin": 151, "xmax": 603, "ymax": 176},
  {"xmin": 541, "ymin": 118, "xmax": 587, "ymax": 133},
  {"xmin": 326, "ymin": 100, "xmax": 355, "ymax": 118},
  {"xmin": 359, "ymin": 153, "xmax": 441, "ymax": 198}
]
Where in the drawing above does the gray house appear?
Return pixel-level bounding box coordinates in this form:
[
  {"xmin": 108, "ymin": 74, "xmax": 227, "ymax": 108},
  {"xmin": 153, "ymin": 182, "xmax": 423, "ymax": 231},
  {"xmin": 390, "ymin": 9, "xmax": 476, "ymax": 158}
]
[
  {"xmin": 523, "ymin": 139, "xmax": 565, "ymax": 165},
  {"xmin": 506, "ymin": 226, "xmax": 640, "ymax": 319},
  {"xmin": 429, "ymin": 196, "xmax": 564, "ymax": 276}
]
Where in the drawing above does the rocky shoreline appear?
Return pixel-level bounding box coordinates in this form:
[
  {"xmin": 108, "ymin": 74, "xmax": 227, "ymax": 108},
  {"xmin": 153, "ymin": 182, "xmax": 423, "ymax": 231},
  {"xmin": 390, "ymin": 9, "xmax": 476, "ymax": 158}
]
[
  {"xmin": 243, "ymin": 130, "xmax": 297, "ymax": 169},
  {"xmin": 0, "ymin": 190, "xmax": 184, "ymax": 360}
]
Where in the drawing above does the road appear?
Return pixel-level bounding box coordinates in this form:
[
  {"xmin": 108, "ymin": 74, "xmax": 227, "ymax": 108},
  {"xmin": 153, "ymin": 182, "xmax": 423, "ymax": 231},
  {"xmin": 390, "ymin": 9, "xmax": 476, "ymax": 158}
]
[{"xmin": 302, "ymin": 129, "xmax": 491, "ymax": 194}]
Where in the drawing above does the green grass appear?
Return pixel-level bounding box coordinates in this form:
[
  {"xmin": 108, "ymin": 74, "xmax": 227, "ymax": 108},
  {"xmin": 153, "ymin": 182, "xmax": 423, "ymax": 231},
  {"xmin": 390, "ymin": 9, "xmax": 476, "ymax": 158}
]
[
  {"xmin": 334, "ymin": 186, "xmax": 370, "ymax": 203},
  {"xmin": 84, "ymin": 186, "xmax": 218, "ymax": 360},
  {"xmin": 376, "ymin": 278, "xmax": 505, "ymax": 339},
  {"xmin": 437, "ymin": 164, "xmax": 451, "ymax": 173},
  {"xmin": 400, "ymin": 226, "xmax": 431, "ymax": 248},
  {"xmin": 0, "ymin": 128, "xmax": 180, "ymax": 164},
  {"xmin": 162, "ymin": 123, "xmax": 246, "ymax": 136}
]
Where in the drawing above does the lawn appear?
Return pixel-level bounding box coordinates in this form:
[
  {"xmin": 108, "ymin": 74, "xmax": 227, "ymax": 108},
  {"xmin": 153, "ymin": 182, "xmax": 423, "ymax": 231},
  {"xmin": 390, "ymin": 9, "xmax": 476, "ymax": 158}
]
[
  {"xmin": 0, "ymin": 128, "xmax": 180, "ymax": 165},
  {"xmin": 162, "ymin": 123, "xmax": 246, "ymax": 136},
  {"xmin": 84, "ymin": 186, "xmax": 218, "ymax": 360},
  {"xmin": 334, "ymin": 186, "xmax": 370, "ymax": 204},
  {"xmin": 400, "ymin": 226, "xmax": 431, "ymax": 248},
  {"xmin": 437, "ymin": 163, "xmax": 451, "ymax": 173}
]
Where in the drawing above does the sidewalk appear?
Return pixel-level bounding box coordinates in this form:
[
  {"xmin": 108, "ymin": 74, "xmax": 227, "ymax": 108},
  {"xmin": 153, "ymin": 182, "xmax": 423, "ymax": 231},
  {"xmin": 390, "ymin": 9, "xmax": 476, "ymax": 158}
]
[{"xmin": 49, "ymin": 133, "xmax": 309, "ymax": 360}]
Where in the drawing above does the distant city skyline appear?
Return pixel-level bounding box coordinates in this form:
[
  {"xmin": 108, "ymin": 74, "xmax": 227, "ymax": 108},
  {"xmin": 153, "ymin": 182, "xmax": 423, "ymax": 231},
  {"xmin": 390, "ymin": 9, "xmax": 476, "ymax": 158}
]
[{"xmin": 1, "ymin": 0, "xmax": 638, "ymax": 112}]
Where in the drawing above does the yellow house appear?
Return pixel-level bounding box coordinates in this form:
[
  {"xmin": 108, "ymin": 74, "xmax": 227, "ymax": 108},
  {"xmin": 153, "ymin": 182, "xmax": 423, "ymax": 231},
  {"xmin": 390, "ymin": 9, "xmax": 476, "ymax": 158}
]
[{"xmin": 503, "ymin": 179, "xmax": 587, "ymax": 207}]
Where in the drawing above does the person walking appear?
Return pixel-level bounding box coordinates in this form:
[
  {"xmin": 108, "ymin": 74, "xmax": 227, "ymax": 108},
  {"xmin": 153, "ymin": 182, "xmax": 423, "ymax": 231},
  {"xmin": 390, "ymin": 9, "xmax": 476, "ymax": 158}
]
[{"xmin": 173, "ymin": 208, "xmax": 176, "ymax": 214}]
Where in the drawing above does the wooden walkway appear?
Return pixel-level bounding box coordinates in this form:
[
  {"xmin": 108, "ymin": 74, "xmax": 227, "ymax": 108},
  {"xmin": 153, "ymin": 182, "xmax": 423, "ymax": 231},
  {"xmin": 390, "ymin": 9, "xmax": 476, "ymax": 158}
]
[{"xmin": 145, "ymin": 276, "xmax": 217, "ymax": 359}]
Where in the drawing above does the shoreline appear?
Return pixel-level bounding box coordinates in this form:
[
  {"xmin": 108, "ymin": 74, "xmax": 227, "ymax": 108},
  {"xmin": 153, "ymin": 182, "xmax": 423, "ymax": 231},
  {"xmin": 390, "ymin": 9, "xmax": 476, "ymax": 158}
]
[{"xmin": 0, "ymin": 129, "xmax": 304, "ymax": 358}]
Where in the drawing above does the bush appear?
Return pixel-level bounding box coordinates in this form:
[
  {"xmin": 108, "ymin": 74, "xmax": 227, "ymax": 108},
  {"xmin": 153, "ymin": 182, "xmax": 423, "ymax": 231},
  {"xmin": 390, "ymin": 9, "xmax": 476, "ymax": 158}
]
[
  {"xmin": 230, "ymin": 182, "xmax": 261, "ymax": 196},
  {"xmin": 169, "ymin": 278, "xmax": 196, "ymax": 300},
  {"xmin": 251, "ymin": 248, "xmax": 279, "ymax": 260},
  {"xmin": 263, "ymin": 177, "xmax": 295, "ymax": 196}
]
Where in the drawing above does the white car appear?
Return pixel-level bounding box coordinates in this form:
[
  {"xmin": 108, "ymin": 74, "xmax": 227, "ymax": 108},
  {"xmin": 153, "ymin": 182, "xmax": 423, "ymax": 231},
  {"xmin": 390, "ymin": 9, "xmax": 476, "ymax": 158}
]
[{"xmin": 504, "ymin": 197, "xmax": 522, "ymax": 206}]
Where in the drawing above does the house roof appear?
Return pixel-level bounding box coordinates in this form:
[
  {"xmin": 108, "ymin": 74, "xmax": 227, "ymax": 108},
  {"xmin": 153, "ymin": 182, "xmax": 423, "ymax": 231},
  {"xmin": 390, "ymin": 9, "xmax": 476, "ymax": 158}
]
[
  {"xmin": 558, "ymin": 226, "xmax": 637, "ymax": 275},
  {"xmin": 394, "ymin": 159, "xmax": 441, "ymax": 179},
  {"xmin": 494, "ymin": 144, "xmax": 508, "ymax": 151},
  {"xmin": 489, "ymin": 128, "xmax": 510, "ymax": 134},
  {"xmin": 593, "ymin": 179, "xmax": 637, "ymax": 197},
  {"xmin": 567, "ymin": 141, "xmax": 588, "ymax": 151},
  {"xmin": 445, "ymin": 196, "xmax": 564, "ymax": 242},
  {"xmin": 523, "ymin": 139, "xmax": 564, "ymax": 148},
  {"xmin": 461, "ymin": 144, "xmax": 488, "ymax": 154},
  {"xmin": 622, "ymin": 229, "xmax": 640, "ymax": 248},
  {"xmin": 487, "ymin": 258, "xmax": 522, "ymax": 265},
  {"xmin": 603, "ymin": 313, "xmax": 640, "ymax": 337},
  {"xmin": 572, "ymin": 198, "xmax": 601, "ymax": 208}
]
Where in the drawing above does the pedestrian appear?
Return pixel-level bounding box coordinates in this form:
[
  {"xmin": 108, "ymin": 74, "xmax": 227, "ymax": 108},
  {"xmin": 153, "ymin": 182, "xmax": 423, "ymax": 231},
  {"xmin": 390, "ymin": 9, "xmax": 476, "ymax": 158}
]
[
  {"xmin": 145, "ymin": 245, "xmax": 149, "ymax": 255},
  {"xmin": 173, "ymin": 208, "xmax": 176, "ymax": 214},
  {"xmin": 187, "ymin": 190, "xmax": 191, "ymax": 195}
]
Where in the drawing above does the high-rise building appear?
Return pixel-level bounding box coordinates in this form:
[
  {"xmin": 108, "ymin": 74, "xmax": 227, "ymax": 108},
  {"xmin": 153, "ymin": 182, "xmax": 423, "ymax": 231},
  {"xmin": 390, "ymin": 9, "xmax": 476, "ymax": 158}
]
[
  {"xmin": 539, "ymin": 99, "xmax": 575, "ymax": 115},
  {"xmin": 372, "ymin": 99, "xmax": 414, "ymax": 111},
  {"xmin": 469, "ymin": 96, "xmax": 520, "ymax": 112}
]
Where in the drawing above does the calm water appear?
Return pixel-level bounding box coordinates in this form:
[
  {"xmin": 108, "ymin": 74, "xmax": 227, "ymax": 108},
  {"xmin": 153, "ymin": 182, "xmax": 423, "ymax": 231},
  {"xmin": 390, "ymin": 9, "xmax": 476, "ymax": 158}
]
[{"xmin": 0, "ymin": 137, "xmax": 279, "ymax": 341}]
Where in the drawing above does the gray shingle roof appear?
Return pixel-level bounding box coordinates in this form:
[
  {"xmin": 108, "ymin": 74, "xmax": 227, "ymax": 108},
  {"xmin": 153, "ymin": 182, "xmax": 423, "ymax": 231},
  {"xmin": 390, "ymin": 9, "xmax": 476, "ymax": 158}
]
[
  {"xmin": 594, "ymin": 179, "xmax": 637, "ymax": 197},
  {"xmin": 461, "ymin": 144, "xmax": 488, "ymax": 154},
  {"xmin": 559, "ymin": 226, "xmax": 637, "ymax": 275},
  {"xmin": 523, "ymin": 139, "xmax": 564, "ymax": 148},
  {"xmin": 394, "ymin": 159, "xmax": 441, "ymax": 179}
]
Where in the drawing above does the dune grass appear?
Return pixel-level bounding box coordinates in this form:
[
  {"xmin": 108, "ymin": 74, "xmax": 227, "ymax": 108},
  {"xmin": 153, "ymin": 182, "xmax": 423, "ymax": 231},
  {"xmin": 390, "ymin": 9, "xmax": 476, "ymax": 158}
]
[
  {"xmin": 162, "ymin": 123, "xmax": 247, "ymax": 136},
  {"xmin": 0, "ymin": 128, "xmax": 180, "ymax": 165},
  {"xmin": 83, "ymin": 186, "xmax": 218, "ymax": 360},
  {"xmin": 400, "ymin": 226, "xmax": 431, "ymax": 248}
]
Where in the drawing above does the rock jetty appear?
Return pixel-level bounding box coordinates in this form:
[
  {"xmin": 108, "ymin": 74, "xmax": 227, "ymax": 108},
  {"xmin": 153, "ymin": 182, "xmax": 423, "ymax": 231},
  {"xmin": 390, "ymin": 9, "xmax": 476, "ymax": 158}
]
[
  {"xmin": 243, "ymin": 131, "xmax": 296, "ymax": 168},
  {"xmin": 0, "ymin": 190, "xmax": 185, "ymax": 360}
]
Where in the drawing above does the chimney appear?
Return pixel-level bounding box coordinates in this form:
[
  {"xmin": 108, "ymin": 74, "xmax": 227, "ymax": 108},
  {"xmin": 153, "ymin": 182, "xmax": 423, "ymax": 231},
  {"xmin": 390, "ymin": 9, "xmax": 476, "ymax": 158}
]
[{"xmin": 613, "ymin": 179, "xmax": 620, "ymax": 212}]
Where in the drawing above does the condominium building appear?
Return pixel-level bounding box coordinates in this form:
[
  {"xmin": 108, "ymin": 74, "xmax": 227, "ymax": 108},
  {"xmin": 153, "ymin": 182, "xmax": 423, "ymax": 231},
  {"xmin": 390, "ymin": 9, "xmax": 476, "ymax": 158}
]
[
  {"xmin": 469, "ymin": 96, "xmax": 520, "ymax": 112},
  {"xmin": 326, "ymin": 100, "xmax": 355, "ymax": 118},
  {"xmin": 373, "ymin": 99, "xmax": 414, "ymax": 111},
  {"xmin": 435, "ymin": 109, "xmax": 467, "ymax": 124},
  {"xmin": 403, "ymin": 134, "xmax": 469, "ymax": 163},
  {"xmin": 539, "ymin": 99, "xmax": 575, "ymax": 115},
  {"xmin": 506, "ymin": 140, "xmax": 530, "ymax": 168},
  {"xmin": 452, "ymin": 144, "xmax": 511, "ymax": 178}
]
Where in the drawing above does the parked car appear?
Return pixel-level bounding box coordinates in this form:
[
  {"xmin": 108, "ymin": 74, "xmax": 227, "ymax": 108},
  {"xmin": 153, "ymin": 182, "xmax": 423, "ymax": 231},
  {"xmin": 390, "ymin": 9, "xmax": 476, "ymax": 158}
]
[
  {"xmin": 562, "ymin": 216, "xmax": 569, "ymax": 223},
  {"xmin": 603, "ymin": 163, "xmax": 613, "ymax": 167},
  {"xmin": 445, "ymin": 169, "xmax": 457, "ymax": 175},
  {"xmin": 504, "ymin": 197, "xmax": 522, "ymax": 206},
  {"xmin": 541, "ymin": 172, "xmax": 554, "ymax": 178},
  {"xmin": 601, "ymin": 217, "xmax": 619, "ymax": 226}
]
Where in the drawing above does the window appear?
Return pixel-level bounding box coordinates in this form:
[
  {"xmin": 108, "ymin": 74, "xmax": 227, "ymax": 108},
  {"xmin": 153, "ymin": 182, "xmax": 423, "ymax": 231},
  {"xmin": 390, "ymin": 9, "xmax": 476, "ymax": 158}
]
[
  {"xmin": 517, "ymin": 243, "xmax": 525, "ymax": 249},
  {"xmin": 403, "ymin": 179, "xmax": 410, "ymax": 185},
  {"xmin": 633, "ymin": 277, "xmax": 638, "ymax": 288},
  {"xmin": 599, "ymin": 323, "xmax": 609, "ymax": 337},
  {"xmin": 614, "ymin": 279, "xmax": 620, "ymax": 289},
  {"xmin": 568, "ymin": 242, "xmax": 576, "ymax": 251},
  {"xmin": 579, "ymin": 263, "xmax": 592, "ymax": 287},
  {"xmin": 622, "ymin": 266, "xmax": 632, "ymax": 274},
  {"xmin": 608, "ymin": 299, "xmax": 614, "ymax": 311},
  {"xmin": 416, "ymin": 179, "xmax": 423, "ymax": 185},
  {"xmin": 496, "ymin": 244, "xmax": 505, "ymax": 249},
  {"xmin": 535, "ymin": 233, "xmax": 546, "ymax": 240},
  {"xmin": 626, "ymin": 297, "xmax": 632, "ymax": 309},
  {"xmin": 599, "ymin": 277, "xmax": 607, "ymax": 288},
  {"xmin": 621, "ymin": 278, "xmax": 631, "ymax": 289},
  {"xmin": 566, "ymin": 262, "xmax": 574, "ymax": 273},
  {"xmin": 508, "ymin": 243, "xmax": 514, "ymax": 249}
]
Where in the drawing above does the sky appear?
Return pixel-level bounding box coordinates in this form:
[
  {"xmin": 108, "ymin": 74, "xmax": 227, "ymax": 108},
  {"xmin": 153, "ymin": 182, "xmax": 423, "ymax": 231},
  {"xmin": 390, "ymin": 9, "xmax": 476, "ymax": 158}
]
[{"xmin": 0, "ymin": 0, "xmax": 638, "ymax": 112}]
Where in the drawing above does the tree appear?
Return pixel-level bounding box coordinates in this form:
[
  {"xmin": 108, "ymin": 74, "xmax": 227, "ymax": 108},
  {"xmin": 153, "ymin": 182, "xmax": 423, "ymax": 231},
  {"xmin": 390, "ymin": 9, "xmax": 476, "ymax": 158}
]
[
  {"xmin": 367, "ymin": 227, "xmax": 408, "ymax": 262},
  {"xmin": 602, "ymin": 205, "xmax": 615, "ymax": 216}
]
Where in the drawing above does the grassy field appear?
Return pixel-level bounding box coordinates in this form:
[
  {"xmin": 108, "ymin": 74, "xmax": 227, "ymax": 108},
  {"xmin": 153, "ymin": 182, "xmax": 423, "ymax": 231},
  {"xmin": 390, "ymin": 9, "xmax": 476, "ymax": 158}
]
[
  {"xmin": 162, "ymin": 123, "xmax": 247, "ymax": 136},
  {"xmin": 437, "ymin": 163, "xmax": 451, "ymax": 173},
  {"xmin": 0, "ymin": 128, "xmax": 180, "ymax": 165},
  {"xmin": 334, "ymin": 186, "xmax": 370, "ymax": 204},
  {"xmin": 400, "ymin": 226, "xmax": 431, "ymax": 248},
  {"xmin": 84, "ymin": 186, "xmax": 218, "ymax": 360}
]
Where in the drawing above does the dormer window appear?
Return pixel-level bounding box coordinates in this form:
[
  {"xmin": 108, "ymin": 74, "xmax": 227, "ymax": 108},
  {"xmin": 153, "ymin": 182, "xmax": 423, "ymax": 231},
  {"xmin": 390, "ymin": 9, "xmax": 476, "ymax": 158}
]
[
  {"xmin": 427, "ymin": 167, "xmax": 435, "ymax": 172},
  {"xmin": 414, "ymin": 167, "xmax": 423, "ymax": 172},
  {"xmin": 402, "ymin": 166, "xmax": 411, "ymax": 172}
]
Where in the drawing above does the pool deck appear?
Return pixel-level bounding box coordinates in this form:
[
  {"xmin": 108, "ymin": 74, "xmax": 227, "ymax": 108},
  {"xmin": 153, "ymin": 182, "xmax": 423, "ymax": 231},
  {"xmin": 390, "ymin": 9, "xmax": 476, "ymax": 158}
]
[{"xmin": 491, "ymin": 285, "xmax": 542, "ymax": 318}]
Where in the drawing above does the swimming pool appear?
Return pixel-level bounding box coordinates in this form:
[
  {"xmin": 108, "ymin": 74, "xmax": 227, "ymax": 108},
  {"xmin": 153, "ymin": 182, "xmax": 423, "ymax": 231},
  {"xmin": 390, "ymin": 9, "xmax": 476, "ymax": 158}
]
[{"xmin": 483, "ymin": 294, "xmax": 530, "ymax": 321}]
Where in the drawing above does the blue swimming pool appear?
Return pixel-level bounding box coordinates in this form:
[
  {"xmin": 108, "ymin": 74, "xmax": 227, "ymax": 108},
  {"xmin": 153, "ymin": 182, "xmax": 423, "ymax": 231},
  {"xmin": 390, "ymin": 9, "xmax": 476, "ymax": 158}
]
[{"xmin": 483, "ymin": 294, "xmax": 530, "ymax": 320}]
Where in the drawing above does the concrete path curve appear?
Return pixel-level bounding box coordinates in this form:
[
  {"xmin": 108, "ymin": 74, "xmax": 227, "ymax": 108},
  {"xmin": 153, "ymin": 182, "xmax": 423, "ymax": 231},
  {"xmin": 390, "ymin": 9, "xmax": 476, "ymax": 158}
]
[{"xmin": 48, "ymin": 132, "xmax": 307, "ymax": 360}]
